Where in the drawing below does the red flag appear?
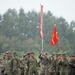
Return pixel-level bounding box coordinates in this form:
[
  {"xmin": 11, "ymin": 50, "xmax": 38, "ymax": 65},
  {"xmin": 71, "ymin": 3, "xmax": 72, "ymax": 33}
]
[
  {"xmin": 40, "ymin": 5, "xmax": 45, "ymax": 38},
  {"xmin": 51, "ymin": 24, "xmax": 59, "ymax": 46}
]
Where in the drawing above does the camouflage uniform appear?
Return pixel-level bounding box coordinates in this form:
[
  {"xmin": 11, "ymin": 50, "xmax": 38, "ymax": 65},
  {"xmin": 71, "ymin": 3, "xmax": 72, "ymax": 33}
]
[
  {"xmin": 69, "ymin": 55, "xmax": 75, "ymax": 75},
  {"xmin": 55, "ymin": 59, "xmax": 60, "ymax": 75},
  {"xmin": 1, "ymin": 53, "xmax": 8, "ymax": 75},
  {"xmin": 59, "ymin": 55, "xmax": 69, "ymax": 75},
  {"xmin": 0, "ymin": 53, "xmax": 6, "ymax": 75},
  {"xmin": 24, "ymin": 53, "xmax": 30, "ymax": 75},
  {"xmin": 11, "ymin": 52, "xmax": 21, "ymax": 75},
  {"xmin": 0, "ymin": 58, "xmax": 4, "ymax": 75},
  {"xmin": 55, "ymin": 54, "xmax": 62, "ymax": 75},
  {"xmin": 4, "ymin": 58, "xmax": 12, "ymax": 75},
  {"xmin": 39, "ymin": 52, "xmax": 49, "ymax": 75},
  {"xmin": 20, "ymin": 54, "xmax": 27, "ymax": 75},
  {"xmin": 28, "ymin": 52, "xmax": 38, "ymax": 75},
  {"xmin": 3, "ymin": 51, "xmax": 12, "ymax": 75},
  {"xmin": 49, "ymin": 55, "xmax": 56, "ymax": 75}
]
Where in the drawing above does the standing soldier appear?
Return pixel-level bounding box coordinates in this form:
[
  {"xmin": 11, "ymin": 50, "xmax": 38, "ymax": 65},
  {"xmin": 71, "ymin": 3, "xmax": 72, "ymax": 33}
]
[
  {"xmin": 49, "ymin": 54, "xmax": 56, "ymax": 75},
  {"xmin": 4, "ymin": 51, "xmax": 12, "ymax": 75},
  {"xmin": 69, "ymin": 55, "xmax": 75, "ymax": 75},
  {"xmin": 24, "ymin": 53, "xmax": 30, "ymax": 75},
  {"xmin": 28, "ymin": 52, "xmax": 38, "ymax": 75},
  {"xmin": 55, "ymin": 54, "xmax": 61, "ymax": 75},
  {"xmin": 0, "ymin": 53, "xmax": 6, "ymax": 75},
  {"xmin": 11, "ymin": 52, "xmax": 21, "ymax": 75},
  {"xmin": 59, "ymin": 54, "xmax": 69, "ymax": 75},
  {"xmin": 0, "ymin": 58, "xmax": 4, "ymax": 75},
  {"xmin": 20, "ymin": 54, "xmax": 27, "ymax": 75},
  {"xmin": 39, "ymin": 51, "xmax": 49, "ymax": 75}
]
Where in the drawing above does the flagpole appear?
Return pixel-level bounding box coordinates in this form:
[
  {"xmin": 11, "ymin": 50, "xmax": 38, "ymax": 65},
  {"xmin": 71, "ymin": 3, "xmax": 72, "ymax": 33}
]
[
  {"xmin": 40, "ymin": 4, "xmax": 44, "ymax": 51},
  {"xmin": 57, "ymin": 39, "xmax": 61, "ymax": 50},
  {"xmin": 42, "ymin": 34, "xmax": 44, "ymax": 51},
  {"xmin": 42, "ymin": 4, "xmax": 43, "ymax": 51}
]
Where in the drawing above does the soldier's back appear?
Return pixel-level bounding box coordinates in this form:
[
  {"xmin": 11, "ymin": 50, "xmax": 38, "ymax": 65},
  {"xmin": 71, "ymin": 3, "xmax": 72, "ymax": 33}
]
[{"xmin": 69, "ymin": 60, "xmax": 75, "ymax": 75}]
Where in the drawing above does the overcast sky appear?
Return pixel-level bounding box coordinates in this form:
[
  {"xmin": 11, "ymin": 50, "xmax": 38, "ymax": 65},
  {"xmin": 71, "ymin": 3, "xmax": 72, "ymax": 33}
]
[{"xmin": 0, "ymin": 0, "xmax": 75, "ymax": 23}]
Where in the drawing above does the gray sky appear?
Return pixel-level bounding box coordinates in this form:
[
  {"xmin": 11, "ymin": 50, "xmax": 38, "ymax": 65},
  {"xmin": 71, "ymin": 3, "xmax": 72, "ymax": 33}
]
[{"xmin": 0, "ymin": 0, "xmax": 75, "ymax": 23}]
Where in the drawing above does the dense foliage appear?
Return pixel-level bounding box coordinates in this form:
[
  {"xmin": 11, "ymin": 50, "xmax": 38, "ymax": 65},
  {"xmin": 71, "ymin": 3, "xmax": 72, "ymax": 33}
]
[{"xmin": 0, "ymin": 8, "xmax": 75, "ymax": 55}]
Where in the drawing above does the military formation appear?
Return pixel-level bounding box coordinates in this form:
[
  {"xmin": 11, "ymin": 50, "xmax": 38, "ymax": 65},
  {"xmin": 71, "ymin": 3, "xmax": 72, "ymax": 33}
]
[{"xmin": 0, "ymin": 50, "xmax": 75, "ymax": 75}]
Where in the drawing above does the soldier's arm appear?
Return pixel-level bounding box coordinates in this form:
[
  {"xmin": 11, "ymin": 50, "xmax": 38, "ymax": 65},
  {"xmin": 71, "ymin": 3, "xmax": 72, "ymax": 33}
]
[{"xmin": 38, "ymin": 59, "xmax": 41, "ymax": 67}]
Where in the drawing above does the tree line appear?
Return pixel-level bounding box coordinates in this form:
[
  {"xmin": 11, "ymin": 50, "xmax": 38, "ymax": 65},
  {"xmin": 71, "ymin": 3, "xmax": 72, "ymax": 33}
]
[{"xmin": 0, "ymin": 8, "xmax": 75, "ymax": 55}]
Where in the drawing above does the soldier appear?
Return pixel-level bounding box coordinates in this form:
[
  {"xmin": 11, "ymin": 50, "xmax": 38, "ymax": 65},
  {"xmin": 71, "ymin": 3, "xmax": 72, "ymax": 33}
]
[
  {"xmin": 0, "ymin": 58, "xmax": 3, "ymax": 75},
  {"xmin": 55, "ymin": 54, "xmax": 61, "ymax": 75},
  {"xmin": 69, "ymin": 55, "xmax": 75, "ymax": 75},
  {"xmin": 20, "ymin": 54, "xmax": 27, "ymax": 75},
  {"xmin": 49, "ymin": 54, "xmax": 56, "ymax": 75},
  {"xmin": 59, "ymin": 54, "xmax": 69, "ymax": 75},
  {"xmin": 39, "ymin": 51, "xmax": 49, "ymax": 75},
  {"xmin": 24, "ymin": 52, "xmax": 30, "ymax": 75},
  {"xmin": 28, "ymin": 52, "xmax": 38, "ymax": 75},
  {"xmin": 7, "ymin": 51, "xmax": 12, "ymax": 60},
  {"xmin": 4, "ymin": 51, "xmax": 13, "ymax": 75},
  {"xmin": 11, "ymin": 52, "xmax": 21, "ymax": 75},
  {"xmin": 0, "ymin": 53, "xmax": 6, "ymax": 75}
]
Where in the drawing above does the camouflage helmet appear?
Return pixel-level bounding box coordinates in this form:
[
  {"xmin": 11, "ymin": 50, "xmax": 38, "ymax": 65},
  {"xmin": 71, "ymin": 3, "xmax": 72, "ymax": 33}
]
[
  {"xmin": 6, "ymin": 51, "xmax": 11, "ymax": 54},
  {"xmin": 27, "ymin": 52, "xmax": 30, "ymax": 55},
  {"xmin": 56, "ymin": 54, "xmax": 61, "ymax": 57},
  {"xmin": 31, "ymin": 52, "xmax": 34, "ymax": 54}
]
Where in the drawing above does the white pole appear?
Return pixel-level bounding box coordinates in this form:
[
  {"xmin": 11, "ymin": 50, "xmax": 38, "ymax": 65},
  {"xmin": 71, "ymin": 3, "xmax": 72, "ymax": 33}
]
[
  {"xmin": 40, "ymin": 4, "xmax": 44, "ymax": 51},
  {"xmin": 42, "ymin": 36, "xmax": 43, "ymax": 50}
]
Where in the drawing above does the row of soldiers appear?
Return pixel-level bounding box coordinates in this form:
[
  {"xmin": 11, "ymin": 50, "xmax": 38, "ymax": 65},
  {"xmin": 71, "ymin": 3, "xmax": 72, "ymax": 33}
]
[{"xmin": 0, "ymin": 50, "xmax": 75, "ymax": 75}]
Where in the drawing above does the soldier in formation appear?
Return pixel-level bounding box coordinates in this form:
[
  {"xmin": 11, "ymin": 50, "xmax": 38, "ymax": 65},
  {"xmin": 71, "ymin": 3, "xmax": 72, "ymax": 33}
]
[
  {"xmin": 69, "ymin": 55, "xmax": 75, "ymax": 75},
  {"xmin": 10, "ymin": 52, "xmax": 21, "ymax": 75},
  {"xmin": 28, "ymin": 52, "xmax": 38, "ymax": 75},
  {"xmin": 0, "ymin": 51, "xmax": 75, "ymax": 75},
  {"xmin": 4, "ymin": 51, "xmax": 12, "ymax": 75},
  {"xmin": 20, "ymin": 54, "xmax": 27, "ymax": 75},
  {"xmin": 58, "ymin": 54, "xmax": 70, "ymax": 75},
  {"xmin": 49, "ymin": 54, "xmax": 56, "ymax": 75},
  {"xmin": 38, "ymin": 50, "xmax": 50, "ymax": 75}
]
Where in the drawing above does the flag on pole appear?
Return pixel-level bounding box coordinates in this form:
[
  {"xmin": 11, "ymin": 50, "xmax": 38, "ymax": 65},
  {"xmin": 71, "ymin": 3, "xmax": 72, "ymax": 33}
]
[
  {"xmin": 51, "ymin": 24, "xmax": 59, "ymax": 46},
  {"xmin": 40, "ymin": 5, "xmax": 45, "ymax": 38}
]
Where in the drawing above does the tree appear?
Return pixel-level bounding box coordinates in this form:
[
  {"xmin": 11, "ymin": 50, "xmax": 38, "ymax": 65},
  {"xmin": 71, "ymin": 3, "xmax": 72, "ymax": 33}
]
[{"xmin": 0, "ymin": 8, "xmax": 75, "ymax": 55}]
